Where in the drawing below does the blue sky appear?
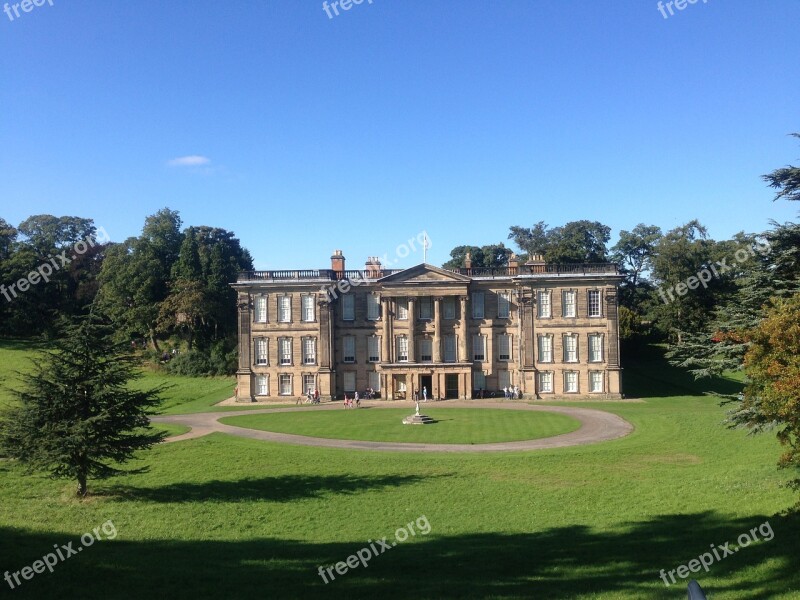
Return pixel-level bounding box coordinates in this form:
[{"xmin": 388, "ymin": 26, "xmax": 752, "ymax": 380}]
[{"xmin": 1, "ymin": 0, "xmax": 799, "ymax": 270}]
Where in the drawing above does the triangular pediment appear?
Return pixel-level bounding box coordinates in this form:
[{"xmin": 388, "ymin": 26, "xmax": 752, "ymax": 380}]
[{"xmin": 378, "ymin": 263, "xmax": 471, "ymax": 284}]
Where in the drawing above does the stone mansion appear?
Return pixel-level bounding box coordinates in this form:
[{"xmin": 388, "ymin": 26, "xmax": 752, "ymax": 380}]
[{"xmin": 232, "ymin": 252, "xmax": 623, "ymax": 401}]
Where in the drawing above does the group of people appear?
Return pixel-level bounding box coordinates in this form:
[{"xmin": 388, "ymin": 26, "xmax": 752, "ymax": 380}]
[
  {"xmin": 412, "ymin": 386, "xmax": 429, "ymax": 402},
  {"xmin": 299, "ymin": 388, "xmax": 321, "ymax": 405},
  {"xmin": 343, "ymin": 391, "xmax": 361, "ymax": 408},
  {"xmin": 503, "ymin": 386, "xmax": 522, "ymax": 399}
]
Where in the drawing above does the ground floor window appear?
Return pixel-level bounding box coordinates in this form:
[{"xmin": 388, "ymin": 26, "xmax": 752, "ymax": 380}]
[
  {"xmin": 279, "ymin": 374, "xmax": 292, "ymax": 396},
  {"xmin": 538, "ymin": 371, "xmax": 552, "ymax": 393},
  {"xmin": 368, "ymin": 371, "xmax": 381, "ymax": 391},
  {"xmin": 303, "ymin": 374, "xmax": 315, "ymax": 395},
  {"xmin": 497, "ymin": 370, "xmax": 511, "ymax": 390},
  {"xmin": 589, "ymin": 371, "xmax": 604, "ymax": 393},
  {"xmin": 564, "ymin": 371, "xmax": 578, "ymax": 393},
  {"xmin": 343, "ymin": 371, "xmax": 356, "ymax": 393},
  {"xmin": 473, "ymin": 370, "xmax": 486, "ymax": 392},
  {"xmin": 256, "ymin": 374, "xmax": 269, "ymax": 396}
]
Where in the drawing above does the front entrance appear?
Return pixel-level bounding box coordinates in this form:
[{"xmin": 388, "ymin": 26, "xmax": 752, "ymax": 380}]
[
  {"xmin": 445, "ymin": 374, "xmax": 459, "ymax": 399},
  {"xmin": 419, "ymin": 375, "xmax": 432, "ymax": 401},
  {"xmin": 393, "ymin": 374, "xmax": 407, "ymax": 399}
]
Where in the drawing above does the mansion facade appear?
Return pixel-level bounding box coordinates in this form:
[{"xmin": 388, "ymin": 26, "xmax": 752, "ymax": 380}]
[{"xmin": 232, "ymin": 252, "xmax": 624, "ymax": 401}]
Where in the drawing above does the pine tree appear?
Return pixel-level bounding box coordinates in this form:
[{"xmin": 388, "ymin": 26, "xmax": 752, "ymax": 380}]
[{"xmin": 0, "ymin": 310, "xmax": 165, "ymax": 497}]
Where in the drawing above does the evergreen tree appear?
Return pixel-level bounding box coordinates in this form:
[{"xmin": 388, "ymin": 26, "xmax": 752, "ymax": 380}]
[{"xmin": 0, "ymin": 310, "xmax": 165, "ymax": 497}]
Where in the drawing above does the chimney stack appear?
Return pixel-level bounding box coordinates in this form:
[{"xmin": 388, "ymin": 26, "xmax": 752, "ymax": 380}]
[
  {"xmin": 508, "ymin": 253, "xmax": 519, "ymax": 271},
  {"xmin": 525, "ymin": 253, "xmax": 546, "ymax": 273},
  {"xmin": 365, "ymin": 256, "xmax": 383, "ymax": 278},
  {"xmin": 331, "ymin": 250, "xmax": 345, "ymax": 276}
]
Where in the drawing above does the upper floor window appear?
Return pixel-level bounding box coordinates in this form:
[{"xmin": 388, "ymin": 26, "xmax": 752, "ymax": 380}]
[
  {"xmin": 589, "ymin": 334, "xmax": 603, "ymax": 362},
  {"xmin": 473, "ymin": 334, "xmax": 485, "ymax": 361},
  {"xmin": 588, "ymin": 290, "xmax": 602, "ymax": 317},
  {"xmin": 443, "ymin": 297, "xmax": 456, "ymax": 320},
  {"xmin": 367, "ymin": 294, "xmax": 380, "ymax": 320},
  {"xmin": 342, "ymin": 294, "xmax": 355, "ymax": 321},
  {"xmin": 368, "ymin": 336, "xmax": 381, "ymax": 363},
  {"xmin": 497, "ymin": 291, "xmax": 511, "ymax": 319},
  {"xmin": 444, "ymin": 335, "xmax": 457, "ymax": 363},
  {"xmin": 563, "ymin": 334, "xmax": 578, "ymax": 363},
  {"xmin": 343, "ymin": 336, "xmax": 355, "ymax": 363},
  {"xmin": 563, "ymin": 290, "xmax": 576, "ymax": 318},
  {"xmin": 419, "ymin": 296, "xmax": 433, "ymax": 319},
  {"xmin": 302, "ymin": 337, "xmax": 316, "ymax": 365},
  {"xmin": 472, "ymin": 292, "xmax": 485, "ymax": 319},
  {"xmin": 537, "ymin": 335, "xmax": 552, "ymax": 363},
  {"xmin": 537, "ymin": 291, "xmax": 551, "ymax": 318},
  {"xmin": 301, "ymin": 295, "xmax": 315, "ymax": 322},
  {"xmin": 255, "ymin": 338, "xmax": 268, "ymax": 366},
  {"xmin": 254, "ymin": 296, "xmax": 267, "ymax": 323},
  {"xmin": 278, "ymin": 296, "xmax": 291, "ymax": 323},
  {"xmin": 419, "ymin": 339, "xmax": 433, "ymax": 362},
  {"xmin": 497, "ymin": 334, "xmax": 512, "ymax": 361},
  {"xmin": 396, "ymin": 336, "xmax": 409, "ymax": 362},
  {"xmin": 279, "ymin": 337, "xmax": 292, "ymax": 365},
  {"xmin": 396, "ymin": 298, "xmax": 408, "ymax": 320}
]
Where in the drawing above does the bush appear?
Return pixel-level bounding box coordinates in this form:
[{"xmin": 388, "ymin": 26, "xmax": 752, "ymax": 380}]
[{"xmin": 164, "ymin": 340, "xmax": 237, "ymax": 376}]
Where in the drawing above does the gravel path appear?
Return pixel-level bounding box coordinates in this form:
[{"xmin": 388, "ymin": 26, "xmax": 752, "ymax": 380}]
[{"xmin": 152, "ymin": 401, "xmax": 633, "ymax": 453}]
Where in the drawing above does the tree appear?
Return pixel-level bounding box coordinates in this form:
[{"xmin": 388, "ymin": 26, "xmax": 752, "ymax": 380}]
[
  {"xmin": 763, "ymin": 133, "xmax": 800, "ymax": 203},
  {"xmin": 728, "ymin": 293, "xmax": 800, "ymax": 505},
  {"xmin": 507, "ymin": 220, "xmax": 612, "ymax": 264},
  {"xmin": 508, "ymin": 222, "xmax": 550, "ymax": 259},
  {"xmin": 442, "ymin": 243, "xmax": 513, "ymax": 270},
  {"xmin": 0, "ymin": 310, "xmax": 165, "ymax": 497}
]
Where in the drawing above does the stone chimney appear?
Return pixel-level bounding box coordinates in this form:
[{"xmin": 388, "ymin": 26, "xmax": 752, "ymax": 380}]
[
  {"xmin": 464, "ymin": 252, "xmax": 472, "ymax": 269},
  {"xmin": 331, "ymin": 250, "xmax": 345, "ymax": 276},
  {"xmin": 525, "ymin": 253, "xmax": 546, "ymax": 273},
  {"xmin": 508, "ymin": 253, "xmax": 519, "ymax": 271},
  {"xmin": 365, "ymin": 256, "xmax": 383, "ymax": 278}
]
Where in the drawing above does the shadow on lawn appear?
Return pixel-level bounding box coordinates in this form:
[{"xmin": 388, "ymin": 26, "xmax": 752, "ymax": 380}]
[
  {"xmin": 104, "ymin": 473, "xmax": 442, "ymax": 503},
  {"xmin": 623, "ymin": 345, "xmax": 744, "ymax": 399},
  {"xmin": 2, "ymin": 511, "xmax": 798, "ymax": 599}
]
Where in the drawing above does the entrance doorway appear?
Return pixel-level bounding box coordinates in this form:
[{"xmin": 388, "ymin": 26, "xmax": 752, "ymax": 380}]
[
  {"xmin": 419, "ymin": 375, "xmax": 432, "ymax": 401},
  {"xmin": 393, "ymin": 375, "xmax": 407, "ymax": 399},
  {"xmin": 445, "ymin": 374, "xmax": 459, "ymax": 399}
]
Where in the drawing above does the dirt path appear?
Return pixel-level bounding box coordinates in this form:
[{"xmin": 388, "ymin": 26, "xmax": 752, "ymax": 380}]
[{"xmin": 152, "ymin": 401, "xmax": 633, "ymax": 453}]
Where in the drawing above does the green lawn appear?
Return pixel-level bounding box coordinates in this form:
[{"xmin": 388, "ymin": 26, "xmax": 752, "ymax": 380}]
[
  {"xmin": 221, "ymin": 408, "xmax": 582, "ymax": 444},
  {"xmin": 1, "ymin": 340, "xmax": 799, "ymax": 599}
]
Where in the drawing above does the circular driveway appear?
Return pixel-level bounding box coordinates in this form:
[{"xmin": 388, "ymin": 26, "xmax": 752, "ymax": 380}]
[{"xmin": 152, "ymin": 401, "xmax": 633, "ymax": 453}]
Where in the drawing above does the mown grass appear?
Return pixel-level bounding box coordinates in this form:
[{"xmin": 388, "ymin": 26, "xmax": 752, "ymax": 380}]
[
  {"xmin": 221, "ymin": 408, "xmax": 581, "ymax": 444},
  {"xmin": 0, "ymin": 340, "xmax": 798, "ymax": 598}
]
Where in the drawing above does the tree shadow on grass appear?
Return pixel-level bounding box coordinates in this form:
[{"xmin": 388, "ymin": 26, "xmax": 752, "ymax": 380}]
[
  {"xmin": 2, "ymin": 511, "xmax": 798, "ymax": 599},
  {"xmin": 624, "ymin": 345, "xmax": 744, "ymax": 399},
  {"xmin": 102, "ymin": 473, "xmax": 446, "ymax": 503}
]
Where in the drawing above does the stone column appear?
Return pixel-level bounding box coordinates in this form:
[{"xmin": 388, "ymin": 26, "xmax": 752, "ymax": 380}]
[
  {"xmin": 236, "ymin": 293, "xmax": 254, "ymax": 402},
  {"xmin": 433, "ymin": 296, "xmax": 442, "ymax": 363},
  {"xmin": 381, "ymin": 297, "xmax": 390, "ymax": 363},
  {"xmin": 318, "ymin": 297, "xmax": 332, "ymax": 369},
  {"xmin": 606, "ymin": 291, "xmax": 620, "ymax": 368},
  {"xmin": 459, "ymin": 295, "xmax": 468, "ymax": 362},
  {"xmin": 407, "ymin": 297, "xmax": 416, "ymax": 362}
]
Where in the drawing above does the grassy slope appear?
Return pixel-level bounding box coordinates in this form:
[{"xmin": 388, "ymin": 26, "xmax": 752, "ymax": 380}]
[
  {"xmin": 220, "ymin": 408, "xmax": 582, "ymax": 444},
  {"xmin": 0, "ymin": 340, "xmax": 798, "ymax": 599}
]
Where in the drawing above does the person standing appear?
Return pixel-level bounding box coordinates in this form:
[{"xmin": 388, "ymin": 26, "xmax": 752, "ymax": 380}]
[
  {"xmin": 422, "ymin": 386, "xmax": 427, "ymax": 402},
  {"xmin": 354, "ymin": 390, "xmax": 360, "ymax": 408}
]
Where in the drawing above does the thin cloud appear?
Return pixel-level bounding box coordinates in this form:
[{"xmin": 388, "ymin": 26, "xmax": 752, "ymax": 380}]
[{"xmin": 167, "ymin": 155, "xmax": 211, "ymax": 167}]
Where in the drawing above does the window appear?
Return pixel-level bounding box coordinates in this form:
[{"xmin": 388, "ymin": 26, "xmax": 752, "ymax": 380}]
[
  {"xmin": 256, "ymin": 374, "xmax": 269, "ymax": 396},
  {"xmin": 368, "ymin": 371, "xmax": 381, "ymax": 391},
  {"xmin": 473, "ymin": 334, "xmax": 485, "ymax": 361},
  {"xmin": 588, "ymin": 290, "xmax": 602, "ymax": 317},
  {"xmin": 254, "ymin": 296, "xmax": 267, "ymax": 323},
  {"xmin": 342, "ymin": 294, "xmax": 355, "ymax": 321},
  {"xmin": 472, "ymin": 292, "xmax": 485, "ymax": 319},
  {"xmin": 301, "ymin": 295, "xmax": 315, "ymax": 322},
  {"xmin": 443, "ymin": 297, "xmax": 456, "ymax": 319},
  {"xmin": 498, "ymin": 370, "xmax": 511, "ymax": 390},
  {"xmin": 255, "ymin": 338, "xmax": 268, "ymax": 366},
  {"xmin": 419, "ymin": 339, "xmax": 432, "ymax": 362},
  {"xmin": 497, "ymin": 291, "xmax": 511, "ymax": 319},
  {"xmin": 589, "ymin": 334, "xmax": 603, "ymax": 362},
  {"xmin": 367, "ymin": 294, "xmax": 380, "ymax": 320},
  {"xmin": 303, "ymin": 374, "xmax": 315, "ymax": 395},
  {"xmin": 563, "ymin": 334, "xmax": 578, "ymax": 363},
  {"xmin": 498, "ymin": 334, "xmax": 511, "ymax": 361},
  {"xmin": 419, "ymin": 296, "xmax": 433, "ymax": 319},
  {"xmin": 279, "ymin": 374, "xmax": 292, "ymax": 396},
  {"xmin": 537, "ymin": 291, "xmax": 551, "ymax": 318},
  {"xmin": 473, "ymin": 371, "xmax": 486, "ymax": 392},
  {"xmin": 563, "ymin": 290, "xmax": 576, "ymax": 318},
  {"xmin": 396, "ymin": 336, "xmax": 408, "ymax": 362},
  {"xmin": 278, "ymin": 295, "xmax": 291, "ymax": 323},
  {"xmin": 397, "ymin": 298, "xmax": 408, "ymax": 320},
  {"xmin": 343, "ymin": 336, "xmax": 355, "ymax": 363},
  {"xmin": 538, "ymin": 372, "xmax": 553, "ymax": 393},
  {"xmin": 343, "ymin": 372, "xmax": 356, "ymax": 393},
  {"xmin": 279, "ymin": 338, "xmax": 292, "ymax": 365},
  {"xmin": 444, "ymin": 335, "xmax": 456, "ymax": 362},
  {"xmin": 302, "ymin": 337, "xmax": 316, "ymax": 365},
  {"xmin": 538, "ymin": 335, "xmax": 553, "ymax": 363},
  {"xmin": 368, "ymin": 336, "xmax": 380, "ymax": 363},
  {"xmin": 564, "ymin": 371, "xmax": 578, "ymax": 393},
  {"xmin": 590, "ymin": 371, "xmax": 604, "ymax": 393}
]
